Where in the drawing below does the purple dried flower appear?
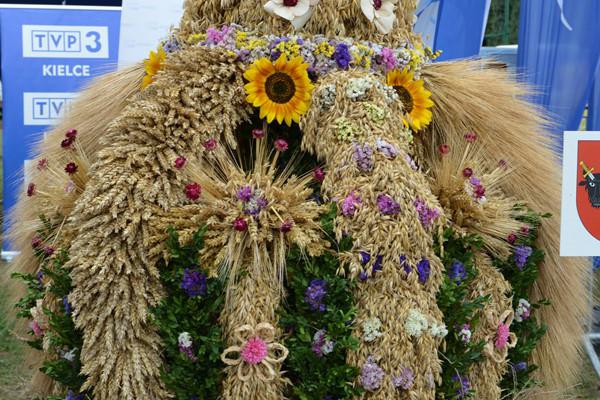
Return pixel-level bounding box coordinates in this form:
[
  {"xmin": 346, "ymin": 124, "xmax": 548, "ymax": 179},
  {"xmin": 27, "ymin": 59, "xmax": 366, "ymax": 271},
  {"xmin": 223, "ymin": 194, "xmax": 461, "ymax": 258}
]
[
  {"xmin": 448, "ymin": 260, "xmax": 467, "ymax": 285},
  {"xmin": 237, "ymin": 186, "xmax": 253, "ymax": 202},
  {"xmin": 280, "ymin": 220, "xmax": 293, "ymax": 233},
  {"xmin": 375, "ymin": 138, "xmax": 399, "ymax": 159},
  {"xmin": 305, "ymin": 279, "xmax": 327, "ymax": 312},
  {"xmin": 514, "ymin": 361, "xmax": 527, "ymax": 372},
  {"xmin": 360, "ymin": 356, "xmax": 384, "ymax": 391},
  {"xmin": 359, "ymin": 270, "xmax": 369, "ymax": 281},
  {"xmin": 353, "ymin": 143, "xmax": 374, "ymax": 172},
  {"xmin": 63, "ymin": 296, "xmax": 72, "ymax": 315},
  {"xmin": 333, "ymin": 43, "xmax": 352, "ymax": 69},
  {"xmin": 377, "ymin": 194, "xmax": 400, "ymax": 216},
  {"xmin": 400, "ymin": 255, "xmax": 412, "ymax": 274},
  {"xmin": 313, "ymin": 167, "xmax": 325, "ymax": 182},
  {"xmin": 312, "ymin": 329, "xmax": 334, "ymax": 357},
  {"xmin": 416, "ymin": 258, "xmax": 430, "ymax": 284},
  {"xmin": 360, "ymin": 251, "xmax": 371, "ymax": 265},
  {"xmin": 514, "ymin": 245, "xmax": 532, "ymax": 270},
  {"xmin": 381, "ymin": 47, "xmax": 397, "ymax": 71},
  {"xmin": 36, "ymin": 271, "xmax": 44, "ymax": 288},
  {"xmin": 180, "ymin": 268, "xmax": 207, "ymax": 297},
  {"xmin": 452, "ymin": 374, "xmax": 471, "ymax": 399},
  {"xmin": 341, "ymin": 191, "xmax": 361, "ymax": 217},
  {"xmin": 372, "ymin": 255, "xmax": 383, "ymax": 274},
  {"xmin": 392, "ymin": 367, "xmax": 414, "ymax": 390},
  {"xmin": 414, "ymin": 198, "xmax": 440, "ymax": 229}
]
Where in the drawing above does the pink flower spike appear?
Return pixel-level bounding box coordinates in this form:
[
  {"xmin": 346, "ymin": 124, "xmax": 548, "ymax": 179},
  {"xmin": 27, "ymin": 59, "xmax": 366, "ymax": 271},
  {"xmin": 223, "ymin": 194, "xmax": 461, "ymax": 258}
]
[
  {"xmin": 233, "ymin": 217, "xmax": 248, "ymax": 232},
  {"xmin": 241, "ymin": 336, "xmax": 268, "ymax": 365},
  {"xmin": 464, "ymin": 132, "xmax": 477, "ymax": 142},
  {"xmin": 495, "ymin": 322, "xmax": 510, "ymax": 350},
  {"xmin": 27, "ymin": 183, "xmax": 36, "ymax": 197},
  {"xmin": 274, "ymin": 138, "xmax": 289, "ymax": 152},
  {"xmin": 174, "ymin": 156, "xmax": 187, "ymax": 169},
  {"xmin": 313, "ymin": 167, "xmax": 325, "ymax": 182},
  {"xmin": 185, "ymin": 183, "xmax": 201, "ymax": 200},
  {"xmin": 252, "ymin": 128, "xmax": 265, "ymax": 139},
  {"xmin": 203, "ymin": 138, "xmax": 217, "ymax": 151}
]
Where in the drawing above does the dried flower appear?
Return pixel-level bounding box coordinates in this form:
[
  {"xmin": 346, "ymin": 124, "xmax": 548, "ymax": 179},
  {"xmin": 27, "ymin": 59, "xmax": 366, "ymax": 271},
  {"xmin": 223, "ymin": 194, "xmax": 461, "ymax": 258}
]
[
  {"xmin": 185, "ymin": 182, "xmax": 202, "ymax": 200},
  {"xmin": 203, "ymin": 138, "xmax": 217, "ymax": 151},
  {"xmin": 63, "ymin": 296, "xmax": 72, "ymax": 315},
  {"xmin": 362, "ymin": 317, "xmax": 383, "ymax": 342},
  {"xmin": 353, "ymin": 143, "xmax": 374, "ymax": 172},
  {"xmin": 392, "ymin": 367, "xmax": 414, "ymax": 390},
  {"xmin": 341, "ymin": 191, "xmax": 361, "ymax": 217},
  {"xmin": 252, "ymin": 128, "xmax": 265, "ymax": 139},
  {"xmin": 448, "ymin": 260, "xmax": 467, "ymax": 285},
  {"xmin": 360, "ymin": 356, "xmax": 384, "ymax": 391},
  {"xmin": 458, "ymin": 324, "xmax": 472, "ymax": 343},
  {"xmin": 462, "ymin": 167, "xmax": 473, "ymax": 178},
  {"xmin": 180, "ymin": 268, "xmax": 207, "ymax": 297},
  {"xmin": 377, "ymin": 193, "xmax": 400, "ymax": 215},
  {"xmin": 274, "ymin": 138, "xmax": 289, "ymax": 152},
  {"xmin": 429, "ymin": 322, "xmax": 448, "ymax": 338},
  {"xmin": 305, "ymin": 279, "xmax": 327, "ymax": 312},
  {"xmin": 520, "ymin": 226, "xmax": 530, "ymax": 235},
  {"xmin": 515, "ymin": 299, "xmax": 531, "ymax": 322},
  {"xmin": 495, "ymin": 322, "xmax": 510, "ymax": 350},
  {"xmin": 313, "ymin": 166, "xmax": 325, "ymax": 182},
  {"xmin": 438, "ymin": 144, "xmax": 450, "ymax": 155},
  {"xmin": 241, "ymin": 336, "xmax": 268, "ymax": 364},
  {"xmin": 414, "ymin": 198, "xmax": 440, "ymax": 229},
  {"xmin": 37, "ymin": 158, "xmax": 48, "ymax": 170},
  {"xmin": 43, "ymin": 246, "xmax": 55, "ymax": 256},
  {"xmin": 405, "ymin": 309, "xmax": 428, "ymax": 337},
  {"xmin": 507, "ymin": 233, "xmax": 517, "ymax": 244},
  {"xmin": 514, "ymin": 361, "xmax": 527, "ymax": 371},
  {"xmin": 233, "ymin": 217, "xmax": 249, "ymax": 232},
  {"xmin": 279, "ymin": 220, "xmax": 293, "ymax": 233},
  {"xmin": 66, "ymin": 128, "xmax": 78, "ymax": 139},
  {"xmin": 514, "ymin": 245, "xmax": 532, "ymax": 269},
  {"xmin": 61, "ymin": 138, "xmax": 74, "ymax": 149},
  {"xmin": 416, "ymin": 258, "xmax": 430, "ymax": 284},
  {"xmin": 174, "ymin": 156, "xmax": 187, "ymax": 169},
  {"xmin": 464, "ymin": 132, "xmax": 477, "ymax": 142},
  {"xmin": 452, "ymin": 374, "xmax": 471, "ymax": 399},
  {"xmin": 64, "ymin": 162, "xmax": 78, "ymax": 175},
  {"xmin": 333, "ymin": 43, "xmax": 352, "ymax": 69},
  {"xmin": 375, "ymin": 138, "xmax": 398, "ymax": 159},
  {"xmin": 312, "ymin": 329, "xmax": 334, "ymax": 357},
  {"xmin": 178, "ymin": 332, "xmax": 197, "ymax": 361},
  {"xmin": 237, "ymin": 185, "xmax": 253, "ymax": 202},
  {"xmin": 31, "ymin": 235, "xmax": 42, "ymax": 249},
  {"xmin": 27, "ymin": 183, "xmax": 35, "ymax": 197}
]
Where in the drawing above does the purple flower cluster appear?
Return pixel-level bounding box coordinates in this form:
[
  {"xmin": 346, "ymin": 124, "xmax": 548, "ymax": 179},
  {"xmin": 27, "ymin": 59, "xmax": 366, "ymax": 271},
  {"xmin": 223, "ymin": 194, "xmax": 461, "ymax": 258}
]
[
  {"xmin": 392, "ymin": 367, "xmax": 414, "ymax": 390},
  {"xmin": 416, "ymin": 258, "xmax": 431, "ymax": 284},
  {"xmin": 375, "ymin": 138, "xmax": 399, "ymax": 159},
  {"xmin": 305, "ymin": 279, "xmax": 327, "ymax": 312},
  {"xmin": 514, "ymin": 245, "xmax": 533, "ymax": 270},
  {"xmin": 65, "ymin": 391, "xmax": 84, "ymax": 400},
  {"xmin": 360, "ymin": 356, "xmax": 385, "ymax": 391},
  {"xmin": 452, "ymin": 374, "xmax": 471, "ymax": 399},
  {"xmin": 358, "ymin": 252, "xmax": 384, "ymax": 281},
  {"xmin": 448, "ymin": 260, "xmax": 467, "ymax": 285},
  {"xmin": 380, "ymin": 47, "xmax": 398, "ymax": 71},
  {"xmin": 333, "ymin": 43, "xmax": 352, "ymax": 69},
  {"xmin": 377, "ymin": 194, "xmax": 400, "ymax": 216},
  {"xmin": 514, "ymin": 361, "xmax": 527, "ymax": 372},
  {"xmin": 353, "ymin": 143, "xmax": 374, "ymax": 172},
  {"xmin": 414, "ymin": 198, "xmax": 440, "ymax": 229},
  {"xmin": 180, "ymin": 268, "xmax": 208, "ymax": 297},
  {"xmin": 341, "ymin": 191, "xmax": 361, "ymax": 217},
  {"xmin": 63, "ymin": 296, "xmax": 72, "ymax": 315},
  {"xmin": 237, "ymin": 185, "xmax": 268, "ymax": 216},
  {"xmin": 400, "ymin": 255, "xmax": 412, "ymax": 274},
  {"xmin": 312, "ymin": 329, "xmax": 335, "ymax": 357}
]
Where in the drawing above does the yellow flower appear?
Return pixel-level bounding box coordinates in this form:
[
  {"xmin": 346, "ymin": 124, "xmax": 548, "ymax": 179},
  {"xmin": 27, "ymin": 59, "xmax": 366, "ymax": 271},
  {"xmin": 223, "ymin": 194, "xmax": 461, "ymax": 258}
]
[
  {"xmin": 142, "ymin": 47, "xmax": 166, "ymax": 89},
  {"xmin": 386, "ymin": 68, "xmax": 434, "ymax": 131},
  {"xmin": 244, "ymin": 55, "xmax": 314, "ymax": 126}
]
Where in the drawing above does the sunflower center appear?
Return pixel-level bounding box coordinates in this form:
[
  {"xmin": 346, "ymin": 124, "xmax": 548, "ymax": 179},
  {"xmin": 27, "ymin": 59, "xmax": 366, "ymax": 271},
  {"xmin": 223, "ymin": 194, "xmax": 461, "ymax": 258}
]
[
  {"xmin": 373, "ymin": 0, "xmax": 382, "ymax": 10},
  {"xmin": 283, "ymin": 0, "xmax": 298, "ymax": 6},
  {"xmin": 394, "ymin": 85, "xmax": 414, "ymax": 113},
  {"xmin": 265, "ymin": 72, "xmax": 296, "ymax": 104}
]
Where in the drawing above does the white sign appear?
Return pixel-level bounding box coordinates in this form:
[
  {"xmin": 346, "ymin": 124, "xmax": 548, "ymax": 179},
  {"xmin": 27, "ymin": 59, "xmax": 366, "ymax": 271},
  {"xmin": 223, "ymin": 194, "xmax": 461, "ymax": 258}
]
[
  {"xmin": 560, "ymin": 131, "xmax": 600, "ymax": 256},
  {"xmin": 22, "ymin": 25, "xmax": 109, "ymax": 59}
]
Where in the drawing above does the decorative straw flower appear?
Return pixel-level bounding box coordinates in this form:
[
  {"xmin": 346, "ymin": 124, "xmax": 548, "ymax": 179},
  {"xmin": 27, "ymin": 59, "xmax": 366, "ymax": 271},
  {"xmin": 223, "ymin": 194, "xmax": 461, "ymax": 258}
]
[
  {"xmin": 360, "ymin": 0, "xmax": 397, "ymax": 34},
  {"xmin": 233, "ymin": 217, "xmax": 249, "ymax": 232},
  {"xmin": 203, "ymin": 138, "xmax": 218, "ymax": 151},
  {"xmin": 313, "ymin": 167, "xmax": 325, "ymax": 182},
  {"xmin": 360, "ymin": 356, "xmax": 384, "ymax": 391},
  {"xmin": 64, "ymin": 162, "xmax": 78, "ymax": 175},
  {"xmin": 274, "ymin": 138, "xmax": 289, "ymax": 152},
  {"xmin": 37, "ymin": 158, "xmax": 48, "ymax": 170},
  {"xmin": 464, "ymin": 132, "xmax": 477, "ymax": 142},
  {"xmin": 221, "ymin": 323, "xmax": 288, "ymax": 381},
  {"xmin": 252, "ymin": 128, "xmax": 265, "ymax": 139},
  {"xmin": 438, "ymin": 144, "xmax": 450, "ymax": 155}
]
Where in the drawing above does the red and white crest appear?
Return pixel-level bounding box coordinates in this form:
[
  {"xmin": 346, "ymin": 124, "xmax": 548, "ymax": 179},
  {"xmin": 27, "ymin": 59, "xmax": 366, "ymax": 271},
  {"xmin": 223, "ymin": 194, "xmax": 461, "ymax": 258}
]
[{"xmin": 561, "ymin": 132, "xmax": 600, "ymax": 256}]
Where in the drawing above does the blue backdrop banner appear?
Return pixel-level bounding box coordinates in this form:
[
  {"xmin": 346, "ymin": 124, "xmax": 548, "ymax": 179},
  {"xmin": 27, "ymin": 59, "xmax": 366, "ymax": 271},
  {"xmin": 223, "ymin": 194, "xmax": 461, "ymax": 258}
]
[
  {"xmin": 517, "ymin": 0, "xmax": 600, "ymax": 149},
  {"xmin": 0, "ymin": 4, "xmax": 121, "ymax": 251},
  {"xmin": 414, "ymin": 0, "xmax": 490, "ymax": 61}
]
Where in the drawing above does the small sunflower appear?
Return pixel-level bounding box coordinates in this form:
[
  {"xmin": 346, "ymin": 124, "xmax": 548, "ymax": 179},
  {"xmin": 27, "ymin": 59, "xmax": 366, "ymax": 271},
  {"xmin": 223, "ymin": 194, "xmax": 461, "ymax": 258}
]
[
  {"xmin": 142, "ymin": 47, "xmax": 166, "ymax": 89},
  {"xmin": 386, "ymin": 68, "xmax": 434, "ymax": 131},
  {"xmin": 244, "ymin": 55, "xmax": 313, "ymax": 126}
]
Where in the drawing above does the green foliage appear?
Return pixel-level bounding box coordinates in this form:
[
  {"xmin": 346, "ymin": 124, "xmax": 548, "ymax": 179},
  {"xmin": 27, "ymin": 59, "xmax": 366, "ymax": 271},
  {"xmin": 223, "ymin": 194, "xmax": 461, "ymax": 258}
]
[
  {"xmin": 435, "ymin": 229, "xmax": 489, "ymax": 399},
  {"xmin": 150, "ymin": 227, "xmax": 225, "ymax": 400},
  {"xmin": 279, "ymin": 204, "xmax": 362, "ymax": 399}
]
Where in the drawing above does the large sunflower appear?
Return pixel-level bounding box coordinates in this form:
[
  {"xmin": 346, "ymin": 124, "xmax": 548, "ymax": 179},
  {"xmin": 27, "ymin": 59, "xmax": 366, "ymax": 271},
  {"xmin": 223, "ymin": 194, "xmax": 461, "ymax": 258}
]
[
  {"xmin": 244, "ymin": 55, "xmax": 313, "ymax": 126},
  {"xmin": 142, "ymin": 47, "xmax": 166, "ymax": 89},
  {"xmin": 386, "ymin": 68, "xmax": 434, "ymax": 131}
]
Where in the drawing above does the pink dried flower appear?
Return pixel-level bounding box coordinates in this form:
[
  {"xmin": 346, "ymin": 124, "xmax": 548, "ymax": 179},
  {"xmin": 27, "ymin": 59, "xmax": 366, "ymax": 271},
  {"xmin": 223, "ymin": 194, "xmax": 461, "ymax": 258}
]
[
  {"xmin": 66, "ymin": 129, "xmax": 78, "ymax": 139},
  {"xmin": 274, "ymin": 138, "xmax": 289, "ymax": 152},
  {"xmin": 381, "ymin": 47, "xmax": 397, "ymax": 71},
  {"xmin": 313, "ymin": 167, "xmax": 325, "ymax": 182},
  {"xmin": 61, "ymin": 138, "xmax": 74, "ymax": 149},
  {"xmin": 507, "ymin": 233, "xmax": 517, "ymax": 244},
  {"xmin": 240, "ymin": 336, "xmax": 268, "ymax": 365},
  {"xmin": 43, "ymin": 246, "xmax": 55, "ymax": 256},
  {"xmin": 252, "ymin": 128, "xmax": 265, "ymax": 139},
  {"xmin": 495, "ymin": 322, "xmax": 510, "ymax": 350},
  {"xmin": 185, "ymin": 183, "xmax": 201, "ymax": 200},
  {"xmin": 31, "ymin": 235, "xmax": 42, "ymax": 249},
  {"xmin": 520, "ymin": 226, "xmax": 530, "ymax": 235},
  {"xmin": 203, "ymin": 138, "xmax": 217, "ymax": 151},
  {"xmin": 37, "ymin": 159, "xmax": 48, "ymax": 170},
  {"xmin": 30, "ymin": 320, "xmax": 43, "ymax": 337},
  {"xmin": 27, "ymin": 183, "xmax": 36, "ymax": 197},
  {"xmin": 280, "ymin": 220, "xmax": 293, "ymax": 233},
  {"xmin": 498, "ymin": 159, "xmax": 508, "ymax": 168},
  {"xmin": 341, "ymin": 191, "xmax": 361, "ymax": 217},
  {"xmin": 174, "ymin": 156, "xmax": 187, "ymax": 169},
  {"xmin": 233, "ymin": 217, "xmax": 248, "ymax": 232},
  {"xmin": 462, "ymin": 167, "xmax": 473, "ymax": 178},
  {"xmin": 464, "ymin": 132, "xmax": 477, "ymax": 142},
  {"xmin": 64, "ymin": 162, "xmax": 78, "ymax": 175},
  {"xmin": 438, "ymin": 144, "xmax": 450, "ymax": 155}
]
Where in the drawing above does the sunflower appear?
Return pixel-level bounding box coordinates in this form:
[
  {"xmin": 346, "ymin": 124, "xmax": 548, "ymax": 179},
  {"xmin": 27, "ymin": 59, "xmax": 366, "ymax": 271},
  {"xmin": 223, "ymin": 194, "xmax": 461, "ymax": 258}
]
[
  {"xmin": 244, "ymin": 55, "xmax": 313, "ymax": 126},
  {"xmin": 386, "ymin": 68, "xmax": 434, "ymax": 131},
  {"xmin": 142, "ymin": 47, "xmax": 167, "ymax": 89}
]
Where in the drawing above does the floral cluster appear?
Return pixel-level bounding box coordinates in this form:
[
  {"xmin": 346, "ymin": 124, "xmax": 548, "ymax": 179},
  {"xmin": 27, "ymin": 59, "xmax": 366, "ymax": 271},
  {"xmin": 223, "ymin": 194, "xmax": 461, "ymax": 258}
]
[
  {"xmin": 305, "ymin": 279, "xmax": 328, "ymax": 312},
  {"xmin": 404, "ymin": 309, "xmax": 446, "ymax": 339},
  {"xmin": 464, "ymin": 175, "xmax": 487, "ymax": 204},
  {"xmin": 414, "ymin": 198, "xmax": 440, "ymax": 229},
  {"xmin": 515, "ymin": 298, "xmax": 531, "ymax": 322},
  {"xmin": 178, "ymin": 332, "xmax": 197, "ymax": 361},
  {"xmin": 358, "ymin": 251, "xmax": 383, "ymax": 281},
  {"xmin": 180, "ymin": 267, "xmax": 207, "ymax": 297},
  {"xmin": 185, "ymin": 25, "xmax": 434, "ymax": 79},
  {"xmin": 312, "ymin": 329, "xmax": 335, "ymax": 357},
  {"xmin": 392, "ymin": 367, "xmax": 415, "ymax": 390},
  {"xmin": 359, "ymin": 356, "xmax": 385, "ymax": 391},
  {"xmin": 514, "ymin": 245, "xmax": 533, "ymax": 270},
  {"xmin": 237, "ymin": 185, "xmax": 269, "ymax": 216},
  {"xmin": 362, "ymin": 317, "xmax": 383, "ymax": 342}
]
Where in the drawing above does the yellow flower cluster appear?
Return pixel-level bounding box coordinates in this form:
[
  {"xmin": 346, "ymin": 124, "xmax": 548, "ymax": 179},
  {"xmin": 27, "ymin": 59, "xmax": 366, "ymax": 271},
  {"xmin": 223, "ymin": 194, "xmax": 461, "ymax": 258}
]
[
  {"xmin": 314, "ymin": 42, "xmax": 335, "ymax": 57},
  {"xmin": 351, "ymin": 44, "xmax": 374, "ymax": 69},
  {"xmin": 274, "ymin": 40, "xmax": 301, "ymax": 58}
]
